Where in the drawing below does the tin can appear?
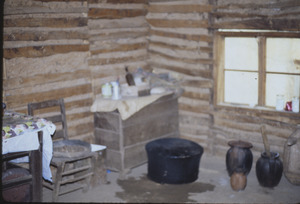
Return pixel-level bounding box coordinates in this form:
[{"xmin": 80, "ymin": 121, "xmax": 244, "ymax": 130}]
[{"xmin": 101, "ymin": 83, "xmax": 112, "ymax": 98}]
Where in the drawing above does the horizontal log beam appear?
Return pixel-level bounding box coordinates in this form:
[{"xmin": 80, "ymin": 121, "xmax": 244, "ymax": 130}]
[
  {"xmin": 4, "ymin": 17, "xmax": 87, "ymax": 28},
  {"xmin": 212, "ymin": 11, "xmax": 300, "ymax": 19},
  {"xmin": 215, "ymin": 0, "xmax": 300, "ymax": 10},
  {"xmin": 3, "ymin": 69, "xmax": 91, "ymax": 90},
  {"xmin": 149, "ymin": 60, "xmax": 212, "ymax": 78},
  {"xmin": 179, "ymin": 103, "xmax": 211, "ymax": 114},
  {"xmin": 150, "ymin": 41, "xmax": 210, "ymax": 53},
  {"xmin": 148, "ymin": 4, "xmax": 212, "ymax": 13},
  {"xmin": 89, "ymin": 0, "xmax": 147, "ymax": 3},
  {"xmin": 88, "ymin": 54, "xmax": 148, "ymax": 66},
  {"xmin": 150, "ymin": 29, "xmax": 212, "ymax": 42},
  {"xmin": 149, "ymin": 50, "xmax": 213, "ymax": 65},
  {"xmin": 213, "ymin": 19, "xmax": 300, "ymax": 31},
  {"xmin": 181, "ymin": 80, "xmax": 213, "ymax": 88},
  {"xmin": 147, "ymin": 19, "xmax": 209, "ymax": 28},
  {"xmin": 89, "ymin": 8, "xmax": 147, "ymax": 19},
  {"xmin": 90, "ymin": 42, "xmax": 147, "ymax": 55},
  {"xmin": 5, "ymin": 84, "xmax": 92, "ymax": 108},
  {"xmin": 4, "ymin": 30, "xmax": 89, "ymax": 41},
  {"xmin": 4, "ymin": 44, "xmax": 89, "ymax": 58},
  {"xmin": 182, "ymin": 91, "xmax": 210, "ymax": 101}
]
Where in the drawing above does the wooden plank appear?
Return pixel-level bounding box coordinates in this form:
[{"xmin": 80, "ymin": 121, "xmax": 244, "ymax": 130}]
[
  {"xmin": 258, "ymin": 37, "xmax": 266, "ymax": 106},
  {"xmin": 215, "ymin": 1, "xmax": 300, "ymax": 10},
  {"xmin": 90, "ymin": 28, "xmax": 148, "ymax": 40},
  {"xmin": 147, "ymin": 19, "xmax": 209, "ymax": 28},
  {"xmin": 88, "ymin": 54, "xmax": 147, "ymax": 66},
  {"xmin": 5, "ymin": 84, "xmax": 92, "ymax": 108},
  {"xmin": 149, "ymin": 60, "xmax": 212, "ymax": 78},
  {"xmin": 149, "ymin": 50, "xmax": 213, "ymax": 65},
  {"xmin": 94, "ymin": 112, "xmax": 120, "ymax": 132},
  {"xmin": 213, "ymin": 34, "xmax": 225, "ymax": 105},
  {"xmin": 4, "ymin": 30, "xmax": 89, "ymax": 41},
  {"xmin": 149, "ymin": 41, "xmax": 210, "ymax": 53},
  {"xmin": 214, "ymin": 106, "xmax": 300, "ymax": 125},
  {"xmin": 123, "ymin": 111, "xmax": 179, "ymax": 146},
  {"xmin": 4, "ymin": 44, "xmax": 89, "ymax": 59},
  {"xmin": 181, "ymin": 80, "xmax": 213, "ymax": 88},
  {"xmin": 3, "ymin": 69, "xmax": 91, "ymax": 90},
  {"xmin": 35, "ymin": 0, "xmax": 87, "ymax": 2},
  {"xmin": 182, "ymin": 91, "xmax": 210, "ymax": 101},
  {"xmin": 124, "ymin": 143, "xmax": 148, "ymax": 169},
  {"xmin": 179, "ymin": 103, "xmax": 211, "ymax": 114},
  {"xmin": 148, "ymin": 4, "xmax": 212, "ymax": 13},
  {"xmin": 213, "ymin": 11, "xmax": 300, "ymax": 19},
  {"xmin": 213, "ymin": 19, "xmax": 300, "ymax": 31},
  {"xmin": 68, "ymin": 121, "xmax": 94, "ymax": 137},
  {"xmin": 90, "ymin": 42, "xmax": 147, "ymax": 55},
  {"xmin": 150, "ymin": 29, "xmax": 212, "ymax": 43},
  {"xmin": 89, "ymin": 8, "xmax": 147, "ymax": 19},
  {"xmin": 97, "ymin": 0, "xmax": 148, "ymax": 3},
  {"xmin": 4, "ymin": 17, "xmax": 88, "ymax": 28}
]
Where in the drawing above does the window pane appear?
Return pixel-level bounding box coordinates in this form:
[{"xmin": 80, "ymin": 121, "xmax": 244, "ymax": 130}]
[
  {"xmin": 224, "ymin": 71, "xmax": 258, "ymax": 105},
  {"xmin": 266, "ymin": 38, "xmax": 300, "ymax": 74},
  {"xmin": 266, "ymin": 74, "xmax": 300, "ymax": 107},
  {"xmin": 225, "ymin": 37, "xmax": 258, "ymax": 71}
]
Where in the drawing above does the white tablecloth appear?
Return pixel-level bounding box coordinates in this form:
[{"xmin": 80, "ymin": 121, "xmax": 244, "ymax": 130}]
[{"xmin": 2, "ymin": 111, "xmax": 56, "ymax": 182}]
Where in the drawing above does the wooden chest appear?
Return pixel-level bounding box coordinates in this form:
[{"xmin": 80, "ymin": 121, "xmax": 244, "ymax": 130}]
[{"xmin": 94, "ymin": 93, "xmax": 179, "ymax": 175}]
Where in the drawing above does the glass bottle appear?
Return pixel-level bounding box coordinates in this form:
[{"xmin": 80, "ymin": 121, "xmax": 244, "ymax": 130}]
[{"xmin": 125, "ymin": 67, "xmax": 135, "ymax": 86}]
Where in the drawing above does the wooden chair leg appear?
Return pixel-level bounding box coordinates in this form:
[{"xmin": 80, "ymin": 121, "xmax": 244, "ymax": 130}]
[
  {"xmin": 53, "ymin": 163, "xmax": 64, "ymax": 202},
  {"xmin": 83, "ymin": 156, "xmax": 94, "ymax": 193}
]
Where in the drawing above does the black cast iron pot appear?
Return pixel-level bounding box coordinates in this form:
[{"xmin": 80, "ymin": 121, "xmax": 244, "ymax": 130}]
[{"xmin": 146, "ymin": 137, "xmax": 203, "ymax": 184}]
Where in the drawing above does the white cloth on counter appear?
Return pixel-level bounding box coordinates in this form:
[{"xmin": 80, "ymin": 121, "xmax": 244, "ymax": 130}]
[{"xmin": 90, "ymin": 91, "xmax": 173, "ymax": 120}]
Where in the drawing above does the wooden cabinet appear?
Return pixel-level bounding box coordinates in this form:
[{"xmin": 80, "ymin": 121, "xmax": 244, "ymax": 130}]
[{"xmin": 94, "ymin": 93, "xmax": 179, "ymax": 176}]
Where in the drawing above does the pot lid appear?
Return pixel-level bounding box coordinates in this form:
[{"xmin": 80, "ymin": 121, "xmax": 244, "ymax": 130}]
[{"xmin": 228, "ymin": 140, "xmax": 253, "ymax": 148}]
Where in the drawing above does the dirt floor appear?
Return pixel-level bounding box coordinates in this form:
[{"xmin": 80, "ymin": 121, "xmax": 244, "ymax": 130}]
[{"xmin": 43, "ymin": 154, "xmax": 300, "ymax": 203}]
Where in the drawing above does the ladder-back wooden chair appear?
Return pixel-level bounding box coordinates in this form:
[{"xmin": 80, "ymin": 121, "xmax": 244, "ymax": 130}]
[{"xmin": 28, "ymin": 98, "xmax": 95, "ymax": 202}]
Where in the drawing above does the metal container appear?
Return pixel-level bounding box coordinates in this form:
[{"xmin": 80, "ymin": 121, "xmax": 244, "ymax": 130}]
[{"xmin": 146, "ymin": 138, "xmax": 203, "ymax": 184}]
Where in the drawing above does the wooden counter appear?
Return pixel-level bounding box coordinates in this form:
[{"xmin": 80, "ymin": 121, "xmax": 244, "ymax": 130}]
[{"xmin": 93, "ymin": 93, "xmax": 179, "ymax": 176}]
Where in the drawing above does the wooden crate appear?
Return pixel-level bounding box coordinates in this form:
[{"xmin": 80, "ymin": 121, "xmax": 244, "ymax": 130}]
[{"xmin": 94, "ymin": 93, "xmax": 179, "ymax": 175}]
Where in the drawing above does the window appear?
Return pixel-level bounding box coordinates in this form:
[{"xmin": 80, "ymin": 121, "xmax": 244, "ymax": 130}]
[{"xmin": 214, "ymin": 31, "xmax": 300, "ymax": 111}]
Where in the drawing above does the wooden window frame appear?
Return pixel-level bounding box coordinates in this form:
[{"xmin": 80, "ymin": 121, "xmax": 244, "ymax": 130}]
[{"xmin": 213, "ymin": 31, "xmax": 300, "ymax": 115}]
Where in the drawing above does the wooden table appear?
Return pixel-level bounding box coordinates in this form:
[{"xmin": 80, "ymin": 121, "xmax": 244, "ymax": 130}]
[
  {"xmin": 92, "ymin": 93, "xmax": 179, "ymax": 177},
  {"xmin": 2, "ymin": 111, "xmax": 56, "ymax": 202}
]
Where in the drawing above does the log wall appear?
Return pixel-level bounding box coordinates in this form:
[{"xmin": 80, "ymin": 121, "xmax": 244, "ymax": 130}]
[
  {"xmin": 146, "ymin": 0, "xmax": 300, "ymax": 160},
  {"xmin": 146, "ymin": 0, "xmax": 215, "ymax": 153},
  {"xmin": 3, "ymin": 0, "xmax": 300, "ymax": 159},
  {"xmin": 3, "ymin": 0, "xmax": 93, "ymax": 142},
  {"xmin": 88, "ymin": 0, "xmax": 149, "ymax": 98},
  {"xmin": 211, "ymin": 0, "xmax": 300, "ymax": 160}
]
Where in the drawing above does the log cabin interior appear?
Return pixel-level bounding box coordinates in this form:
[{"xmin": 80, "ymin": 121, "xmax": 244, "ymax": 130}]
[{"xmin": 2, "ymin": 0, "xmax": 300, "ymax": 203}]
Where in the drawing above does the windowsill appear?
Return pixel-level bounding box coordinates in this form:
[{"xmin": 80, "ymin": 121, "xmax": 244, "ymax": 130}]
[{"xmin": 215, "ymin": 103, "xmax": 300, "ymax": 123}]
